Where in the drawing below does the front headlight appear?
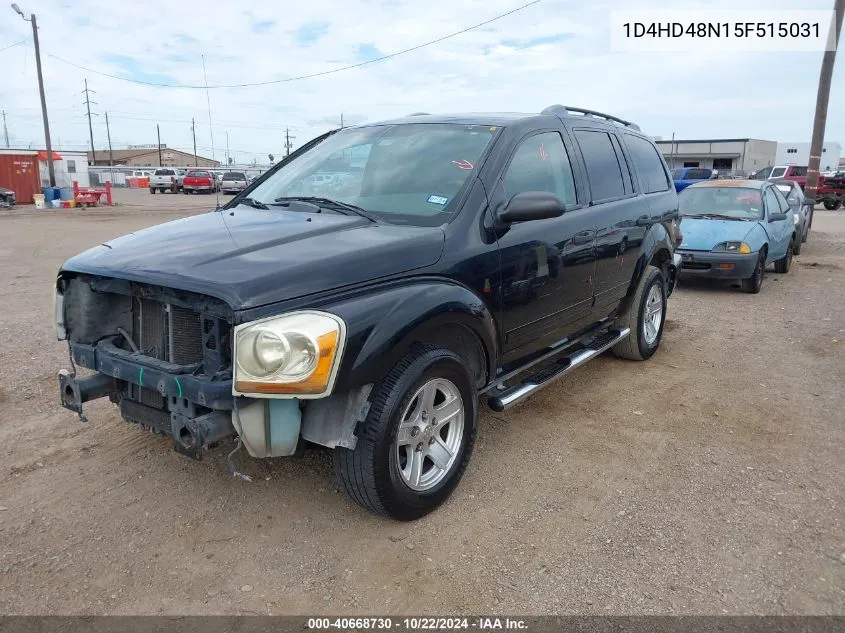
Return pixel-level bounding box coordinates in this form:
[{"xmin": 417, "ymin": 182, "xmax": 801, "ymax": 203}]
[
  {"xmin": 233, "ymin": 311, "xmax": 345, "ymax": 398},
  {"xmin": 712, "ymin": 241, "xmax": 752, "ymax": 254}
]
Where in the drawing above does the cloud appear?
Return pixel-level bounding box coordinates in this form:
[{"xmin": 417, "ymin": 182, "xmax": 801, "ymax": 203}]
[
  {"xmin": 295, "ymin": 21, "xmax": 330, "ymax": 45},
  {"xmin": 251, "ymin": 20, "xmax": 275, "ymax": 34},
  {"xmin": 0, "ymin": 0, "xmax": 840, "ymax": 166}
]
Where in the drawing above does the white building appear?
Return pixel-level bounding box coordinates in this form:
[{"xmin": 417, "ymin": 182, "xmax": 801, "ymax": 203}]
[
  {"xmin": 775, "ymin": 142, "xmax": 841, "ymax": 172},
  {"xmin": 38, "ymin": 150, "xmax": 90, "ymax": 188}
]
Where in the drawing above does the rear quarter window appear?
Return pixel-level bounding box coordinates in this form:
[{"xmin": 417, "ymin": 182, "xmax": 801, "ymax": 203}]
[
  {"xmin": 624, "ymin": 134, "xmax": 671, "ymax": 194},
  {"xmin": 573, "ymin": 129, "xmax": 626, "ymax": 202}
]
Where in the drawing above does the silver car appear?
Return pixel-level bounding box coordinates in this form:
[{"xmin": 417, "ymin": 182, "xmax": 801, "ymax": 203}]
[
  {"xmin": 220, "ymin": 171, "xmax": 248, "ymax": 194},
  {"xmin": 772, "ymin": 178, "xmax": 813, "ymax": 254}
]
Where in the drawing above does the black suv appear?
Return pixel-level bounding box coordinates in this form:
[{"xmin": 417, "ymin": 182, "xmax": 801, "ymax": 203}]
[{"xmin": 55, "ymin": 105, "xmax": 681, "ymax": 520}]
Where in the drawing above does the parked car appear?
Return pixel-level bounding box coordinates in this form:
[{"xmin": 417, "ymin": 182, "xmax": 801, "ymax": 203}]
[
  {"xmin": 220, "ymin": 171, "xmax": 249, "ymax": 194},
  {"xmin": 54, "ymin": 105, "xmax": 682, "ymax": 520},
  {"xmin": 182, "ymin": 170, "xmax": 218, "ymax": 194},
  {"xmin": 0, "ymin": 185, "xmax": 15, "ymax": 208},
  {"xmin": 677, "ymin": 180, "xmax": 795, "ymax": 293},
  {"xmin": 671, "ymin": 167, "xmax": 715, "ymax": 192},
  {"xmin": 771, "ymin": 178, "xmax": 813, "ymax": 253},
  {"xmin": 767, "ymin": 165, "xmax": 845, "ymax": 210},
  {"xmin": 148, "ymin": 168, "xmax": 182, "ymax": 194}
]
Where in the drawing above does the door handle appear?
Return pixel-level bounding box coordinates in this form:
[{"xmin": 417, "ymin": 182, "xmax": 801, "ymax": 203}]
[
  {"xmin": 572, "ymin": 231, "xmax": 594, "ymax": 245},
  {"xmin": 636, "ymin": 215, "xmax": 651, "ymax": 226}
]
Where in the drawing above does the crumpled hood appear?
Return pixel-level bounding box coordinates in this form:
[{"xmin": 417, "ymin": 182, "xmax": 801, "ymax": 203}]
[
  {"xmin": 678, "ymin": 217, "xmax": 754, "ymax": 251},
  {"xmin": 60, "ymin": 207, "xmax": 445, "ymax": 309}
]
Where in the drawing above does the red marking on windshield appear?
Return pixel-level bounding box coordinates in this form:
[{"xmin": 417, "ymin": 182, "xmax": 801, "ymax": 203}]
[
  {"xmin": 451, "ymin": 159, "xmax": 474, "ymax": 170},
  {"xmin": 539, "ymin": 143, "xmax": 548, "ymax": 160}
]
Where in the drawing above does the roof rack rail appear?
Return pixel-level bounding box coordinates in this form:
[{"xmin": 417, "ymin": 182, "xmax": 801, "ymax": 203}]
[
  {"xmin": 407, "ymin": 112, "xmax": 431, "ymax": 116},
  {"xmin": 540, "ymin": 104, "xmax": 641, "ymax": 132}
]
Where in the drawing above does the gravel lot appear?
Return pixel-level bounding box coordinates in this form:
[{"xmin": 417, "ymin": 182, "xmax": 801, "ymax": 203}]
[{"xmin": 0, "ymin": 188, "xmax": 843, "ymax": 615}]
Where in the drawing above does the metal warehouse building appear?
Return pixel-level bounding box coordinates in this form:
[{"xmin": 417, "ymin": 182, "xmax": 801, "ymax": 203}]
[{"xmin": 655, "ymin": 138, "xmax": 777, "ymax": 176}]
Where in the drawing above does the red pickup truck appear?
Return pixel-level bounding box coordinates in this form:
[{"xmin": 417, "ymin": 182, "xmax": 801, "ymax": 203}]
[
  {"xmin": 182, "ymin": 170, "xmax": 218, "ymax": 194},
  {"xmin": 767, "ymin": 165, "xmax": 845, "ymax": 210}
]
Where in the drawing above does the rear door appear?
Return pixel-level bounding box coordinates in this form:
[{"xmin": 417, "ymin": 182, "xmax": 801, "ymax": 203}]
[{"xmin": 570, "ymin": 127, "xmax": 645, "ymax": 319}]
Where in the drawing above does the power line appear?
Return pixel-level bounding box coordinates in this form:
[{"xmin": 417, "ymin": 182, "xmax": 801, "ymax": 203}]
[
  {"xmin": 0, "ymin": 40, "xmax": 26, "ymax": 54},
  {"xmin": 43, "ymin": 0, "xmax": 542, "ymax": 90}
]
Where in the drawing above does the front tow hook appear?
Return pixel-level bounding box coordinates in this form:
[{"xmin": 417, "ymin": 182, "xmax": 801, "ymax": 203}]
[{"xmin": 58, "ymin": 370, "xmax": 118, "ymax": 422}]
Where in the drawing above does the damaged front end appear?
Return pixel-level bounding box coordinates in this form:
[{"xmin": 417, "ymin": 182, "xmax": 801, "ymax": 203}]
[
  {"xmin": 55, "ymin": 273, "xmax": 368, "ymax": 465},
  {"xmin": 56, "ymin": 273, "xmax": 238, "ymax": 460}
]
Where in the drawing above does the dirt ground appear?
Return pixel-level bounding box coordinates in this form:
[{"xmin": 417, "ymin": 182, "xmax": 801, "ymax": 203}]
[{"xmin": 0, "ymin": 188, "xmax": 843, "ymax": 615}]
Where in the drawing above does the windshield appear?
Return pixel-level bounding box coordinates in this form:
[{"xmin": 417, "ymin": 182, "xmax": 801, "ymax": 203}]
[
  {"xmin": 671, "ymin": 168, "xmax": 684, "ymax": 180},
  {"xmin": 679, "ymin": 186, "xmax": 763, "ymax": 219},
  {"xmin": 247, "ymin": 123, "xmax": 498, "ymax": 225}
]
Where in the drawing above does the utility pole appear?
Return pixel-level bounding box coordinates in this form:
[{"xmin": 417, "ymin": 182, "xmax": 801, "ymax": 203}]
[
  {"xmin": 226, "ymin": 131, "xmax": 230, "ymax": 165},
  {"xmin": 284, "ymin": 128, "xmax": 295, "ymax": 157},
  {"xmin": 340, "ymin": 113, "xmax": 344, "ymax": 128},
  {"xmin": 2, "ymin": 110, "xmax": 8, "ymax": 148},
  {"xmin": 82, "ymin": 78, "xmax": 97, "ymax": 159},
  {"xmin": 669, "ymin": 132, "xmax": 675, "ymax": 169},
  {"xmin": 104, "ymin": 111, "xmax": 114, "ymax": 167},
  {"xmin": 11, "ymin": 4, "xmax": 55, "ymax": 186},
  {"xmin": 156, "ymin": 124, "xmax": 162, "ymax": 166},
  {"xmin": 805, "ymin": 0, "xmax": 844, "ymax": 211},
  {"xmin": 191, "ymin": 118, "xmax": 198, "ymax": 167}
]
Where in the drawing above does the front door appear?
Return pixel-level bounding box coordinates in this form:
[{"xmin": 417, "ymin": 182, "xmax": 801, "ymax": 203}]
[
  {"xmin": 763, "ymin": 185, "xmax": 792, "ymax": 261},
  {"xmin": 493, "ymin": 130, "xmax": 595, "ymax": 365}
]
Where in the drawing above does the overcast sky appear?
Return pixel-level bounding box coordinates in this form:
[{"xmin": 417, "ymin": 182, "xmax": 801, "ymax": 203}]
[{"xmin": 0, "ymin": 0, "xmax": 842, "ymax": 165}]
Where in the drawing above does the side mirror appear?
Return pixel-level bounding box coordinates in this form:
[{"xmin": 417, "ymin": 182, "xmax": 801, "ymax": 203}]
[
  {"xmin": 498, "ymin": 191, "xmax": 564, "ymax": 224},
  {"xmin": 804, "ymin": 198, "xmax": 816, "ymax": 206},
  {"xmin": 768, "ymin": 212, "xmax": 788, "ymax": 222}
]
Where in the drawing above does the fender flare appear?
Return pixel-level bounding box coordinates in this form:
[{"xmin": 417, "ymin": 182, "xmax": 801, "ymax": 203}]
[{"xmin": 326, "ymin": 279, "xmax": 499, "ymax": 392}]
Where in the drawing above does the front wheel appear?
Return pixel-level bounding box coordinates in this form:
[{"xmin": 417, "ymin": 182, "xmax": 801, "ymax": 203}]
[
  {"xmin": 149, "ymin": 187, "xmax": 155, "ymax": 194},
  {"xmin": 774, "ymin": 241, "xmax": 793, "ymax": 273},
  {"xmin": 612, "ymin": 265, "xmax": 666, "ymax": 361},
  {"xmin": 741, "ymin": 251, "xmax": 766, "ymax": 293},
  {"xmin": 334, "ymin": 346, "xmax": 477, "ymax": 520}
]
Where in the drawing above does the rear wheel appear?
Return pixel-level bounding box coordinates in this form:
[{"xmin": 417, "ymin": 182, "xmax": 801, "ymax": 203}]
[
  {"xmin": 612, "ymin": 265, "xmax": 666, "ymax": 361},
  {"xmin": 823, "ymin": 200, "xmax": 841, "ymax": 211},
  {"xmin": 774, "ymin": 241, "xmax": 793, "ymax": 273},
  {"xmin": 334, "ymin": 346, "xmax": 477, "ymax": 520},
  {"xmin": 742, "ymin": 251, "xmax": 766, "ymax": 293},
  {"xmin": 149, "ymin": 187, "xmax": 155, "ymax": 194}
]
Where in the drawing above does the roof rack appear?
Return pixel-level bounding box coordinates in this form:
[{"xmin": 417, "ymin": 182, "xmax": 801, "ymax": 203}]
[
  {"xmin": 540, "ymin": 104, "xmax": 641, "ymax": 132},
  {"xmin": 407, "ymin": 112, "xmax": 431, "ymax": 116}
]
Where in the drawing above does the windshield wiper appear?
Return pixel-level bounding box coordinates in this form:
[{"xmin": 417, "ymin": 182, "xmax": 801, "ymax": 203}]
[
  {"xmin": 272, "ymin": 196, "xmax": 378, "ymax": 223},
  {"xmin": 702, "ymin": 213, "xmax": 752, "ymax": 221},
  {"xmin": 235, "ymin": 197, "xmax": 269, "ymax": 210}
]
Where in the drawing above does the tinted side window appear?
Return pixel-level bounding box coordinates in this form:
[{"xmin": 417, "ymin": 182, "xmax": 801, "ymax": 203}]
[
  {"xmin": 770, "ymin": 167, "xmax": 787, "ymax": 179},
  {"xmin": 671, "ymin": 168, "xmax": 684, "ymax": 180},
  {"xmin": 791, "ymin": 166, "xmax": 808, "ymax": 177},
  {"xmin": 502, "ymin": 132, "xmax": 577, "ymax": 207},
  {"xmin": 610, "ymin": 135, "xmax": 634, "ymax": 194},
  {"xmin": 574, "ymin": 130, "xmax": 625, "ymax": 202},
  {"xmin": 625, "ymin": 134, "xmax": 671, "ymax": 193}
]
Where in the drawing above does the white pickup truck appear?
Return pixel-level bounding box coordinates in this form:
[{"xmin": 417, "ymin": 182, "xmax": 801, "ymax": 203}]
[{"xmin": 149, "ymin": 168, "xmax": 183, "ymax": 194}]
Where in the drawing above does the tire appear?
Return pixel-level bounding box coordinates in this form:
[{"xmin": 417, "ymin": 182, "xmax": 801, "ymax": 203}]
[
  {"xmin": 149, "ymin": 187, "xmax": 155, "ymax": 194},
  {"xmin": 612, "ymin": 265, "xmax": 666, "ymax": 361},
  {"xmin": 823, "ymin": 200, "xmax": 841, "ymax": 211},
  {"xmin": 741, "ymin": 251, "xmax": 766, "ymax": 294},
  {"xmin": 333, "ymin": 346, "xmax": 477, "ymax": 520},
  {"xmin": 793, "ymin": 233, "xmax": 802, "ymax": 255},
  {"xmin": 171, "ymin": 185, "xmax": 178, "ymax": 193},
  {"xmin": 774, "ymin": 241, "xmax": 793, "ymax": 273},
  {"xmin": 802, "ymin": 214, "xmax": 810, "ymax": 243}
]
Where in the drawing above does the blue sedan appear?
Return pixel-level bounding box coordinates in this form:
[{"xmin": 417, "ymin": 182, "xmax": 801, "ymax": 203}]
[{"xmin": 676, "ymin": 180, "xmax": 797, "ymax": 293}]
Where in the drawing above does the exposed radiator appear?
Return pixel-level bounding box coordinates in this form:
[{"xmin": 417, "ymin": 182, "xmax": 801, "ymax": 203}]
[{"xmin": 131, "ymin": 298, "xmax": 204, "ymax": 409}]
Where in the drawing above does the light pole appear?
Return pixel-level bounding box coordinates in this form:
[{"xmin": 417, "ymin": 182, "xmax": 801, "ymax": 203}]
[{"xmin": 11, "ymin": 3, "xmax": 55, "ymax": 187}]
